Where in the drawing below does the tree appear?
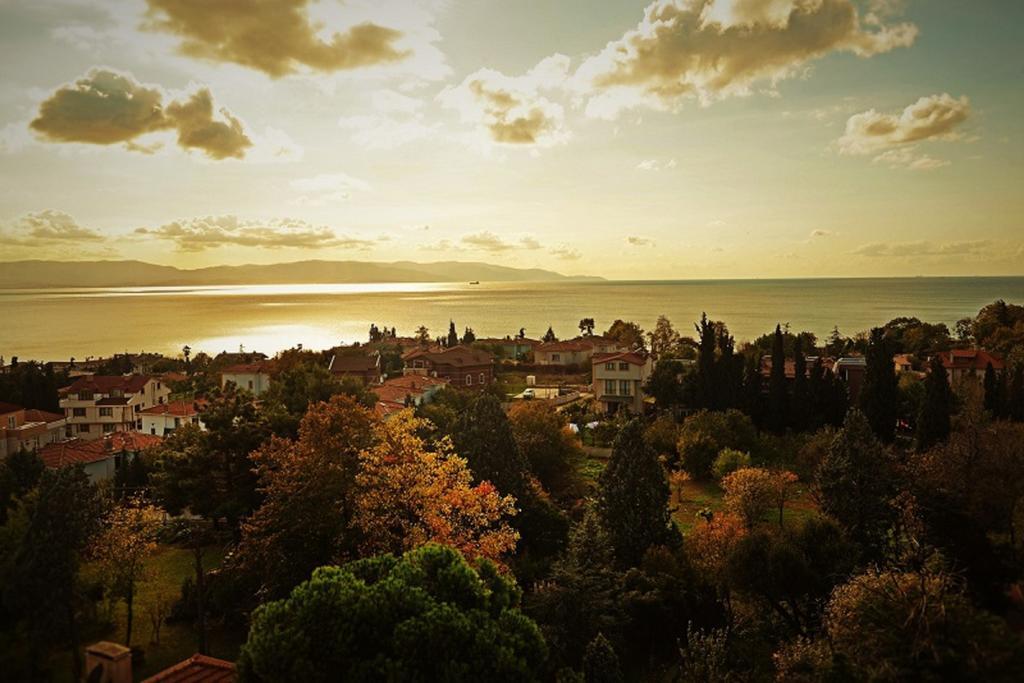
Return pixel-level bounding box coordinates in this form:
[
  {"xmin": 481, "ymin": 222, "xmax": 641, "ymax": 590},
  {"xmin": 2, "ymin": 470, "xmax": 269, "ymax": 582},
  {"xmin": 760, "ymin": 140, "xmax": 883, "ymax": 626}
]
[
  {"xmin": 237, "ymin": 544, "xmax": 547, "ymax": 682},
  {"xmin": 447, "ymin": 320, "xmax": 459, "ymax": 347},
  {"xmin": 815, "ymin": 410, "xmax": 895, "ymax": 558},
  {"xmin": 648, "ymin": 315, "xmax": 680, "ymax": 358},
  {"xmin": 0, "ymin": 448, "xmax": 44, "ymax": 523},
  {"xmin": 92, "ymin": 499, "xmax": 163, "ymax": 645},
  {"xmin": 983, "ymin": 362, "xmax": 1003, "ymax": 417},
  {"xmin": 676, "ymin": 410, "xmax": 759, "ymax": 480},
  {"xmin": 583, "ymin": 633, "xmax": 623, "ymax": 683},
  {"xmin": 462, "ymin": 326, "xmax": 476, "ymax": 344},
  {"xmin": 543, "ymin": 325, "xmax": 558, "ymax": 343},
  {"xmin": 694, "ymin": 313, "xmax": 717, "ymax": 410},
  {"xmin": 916, "ymin": 355, "xmax": 953, "ymax": 451},
  {"xmin": 721, "ymin": 467, "xmax": 774, "ymax": 529},
  {"xmin": 452, "ymin": 393, "xmax": 530, "ymax": 499},
  {"xmin": 232, "ymin": 396, "xmax": 375, "ymax": 600},
  {"xmin": 644, "ymin": 359, "xmax": 688, "ymax": 410},
  {"xmin": 768, "ymin": 324, "xmax": 788, "ymax": 433},
  {"xmin": 769, "ymin": 470, "xmax": 800, "ymax": 528},
  {"xmin": 790, "ymin": 335, "xmax": 808, "ymax": 431},
  {"xmin": 604, "ymin": 320, "xmax": 645, "ymax": 351},
  {"xmin": 354, "ymin": 410, "xmax": 518, "ymax": 564},
  {"xmin": 711, "ymin": 448, "xmax": 751, "ymax": 480},
  {"xmin": 860, "ymin": 327, "xmax": 898, "ymax": 442},
  {"xmin": 579, "ymin": 318, "xmax": 596, "ymax": 336},
  {"xmin": 508, "ymin": 401, "xmax": 585, "ymax": 501},
  {"xmin": 598, "ymin": 419, "xmax": 674, "ymax": 566},
  {"xmin": 182, "ymin": 344, "xmax": 192, "ymax": 374},
  {"xmin": 6, "ymin": 467, "xmax": 103, "ymax": 680},
  {"xmin": 415, "ymin": 325, "xmax": 430, "ymax": 344}
]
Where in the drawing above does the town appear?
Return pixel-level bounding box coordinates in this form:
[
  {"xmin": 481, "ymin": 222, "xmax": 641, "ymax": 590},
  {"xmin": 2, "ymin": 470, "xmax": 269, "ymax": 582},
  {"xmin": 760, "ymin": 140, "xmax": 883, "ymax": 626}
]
[{"xmin": 1, "ymin": 299, "xmax": 1022, "ymax": 681}]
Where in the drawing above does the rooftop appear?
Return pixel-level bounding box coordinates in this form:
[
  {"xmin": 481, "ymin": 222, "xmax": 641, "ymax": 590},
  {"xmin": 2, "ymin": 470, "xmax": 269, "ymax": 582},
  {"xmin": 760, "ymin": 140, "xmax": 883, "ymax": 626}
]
[
  {"xmin": 142, "ymin": 654, "xmax": 236, "ymax": 683},
  {"xmin": 402, "ymin": 345, "xmax": 494, "ymax": 367},
  {"xmin": 139, "ymin": 400, "xmax": 205, "ymax": 417},
  {"xmin": 60, "ymin": 374, "xmax": 153, "ymax": 396},
  {"xmin": 39, "ymin": 432, "xmax": 163, "ymax": 468}
]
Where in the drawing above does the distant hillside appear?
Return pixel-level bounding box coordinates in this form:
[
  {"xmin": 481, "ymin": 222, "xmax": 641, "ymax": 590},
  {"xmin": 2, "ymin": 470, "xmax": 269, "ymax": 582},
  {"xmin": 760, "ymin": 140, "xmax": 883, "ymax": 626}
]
[{"xmin": 0, "ymin": 259, "xmax": 602, "ymax": 288}]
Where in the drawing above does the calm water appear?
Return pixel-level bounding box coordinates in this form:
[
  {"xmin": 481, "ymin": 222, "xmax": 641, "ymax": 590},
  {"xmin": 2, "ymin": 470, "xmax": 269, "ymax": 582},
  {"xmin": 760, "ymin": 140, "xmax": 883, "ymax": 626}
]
[{"xmin": 2, "ymin": 278, "xmax": 1023, "ymax": 361}]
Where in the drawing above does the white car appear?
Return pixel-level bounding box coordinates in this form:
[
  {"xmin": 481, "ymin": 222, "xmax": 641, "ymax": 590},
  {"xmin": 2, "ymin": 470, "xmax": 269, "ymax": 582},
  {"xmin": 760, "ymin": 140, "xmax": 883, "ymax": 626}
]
[{"xmin": 522, "ymin": 388, "xmax": 535, "ymax": 400}]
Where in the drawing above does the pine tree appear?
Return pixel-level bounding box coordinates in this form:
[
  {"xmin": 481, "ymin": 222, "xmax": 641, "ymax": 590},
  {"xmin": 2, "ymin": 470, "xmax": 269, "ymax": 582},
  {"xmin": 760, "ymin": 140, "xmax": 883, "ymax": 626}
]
[
  {"xmin": 447, "ymin": 320, "xmax": 459, "ymax": 348},
  {"xmin": 597, "ymin": 419, "xmax": 673, "ymax": 566},
  {"xmin": 768, "ymin": 324, "xmax": 788, "ymax": 433},
  {"xmin": 583, "ymin": 633, "xmax": 624, "ymax": 683},
  {"xmin": 916, "ymin": 355, "xmax": 953, "ymax": 451},
  {"xmin": 543, "ymin": 326, "xmax": 558, "ymax": 343},
  {"xmin": 859, "ymin": 327, "xmax": 898, "ymax": 442}
]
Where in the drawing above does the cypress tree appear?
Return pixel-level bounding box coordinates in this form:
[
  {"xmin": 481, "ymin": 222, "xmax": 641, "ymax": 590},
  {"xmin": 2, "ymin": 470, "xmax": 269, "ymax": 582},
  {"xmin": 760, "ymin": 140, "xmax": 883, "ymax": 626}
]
[
  {"xmin": 715, "ymin": 327, "xmax": 740, "ymax": 410},
  {"xmin": 741, "ymin": 353, "xmax": 763, "ymax": 426},
  {"xmin": 807, "ymin": 357, "xmax": 825, "ymax": 430},
  {"xmin": 791, "ymin": 335, "xmax": 808, "ymax": 431},
  {"xmin": 597, "ymin": 419, "xmax": 673, "ymax": 567},
  {"xmin": 695, "ymin": 313, "xmax": 716, "ymax": 409},
  {"xmin": 768, "ymin": 324, "xmax": 788, "ymax": 433},
  {"xmin": 447, "ymin": 320, "xmax": 459, "ymax": 348},
  {"xmin": 859, "ymin": 327, "xmax": 898, "ymax": 442},
  {"xmin": 916, "ymin": 355, "xmax": 953, "ymax": 451},
  {"xmin": 983, "ymin": 362, "xmax": 1001, "ymax": 417}
]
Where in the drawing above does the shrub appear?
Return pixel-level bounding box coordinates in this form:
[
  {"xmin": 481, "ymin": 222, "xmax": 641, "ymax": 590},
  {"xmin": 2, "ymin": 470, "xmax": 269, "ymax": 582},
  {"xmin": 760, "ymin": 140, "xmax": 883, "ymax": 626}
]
[
  {"xmin": 676, "ymin": 410, "xmax": 758, "ymax": 479},
  {"xmin": 712, "ymin": 449, "xmax": 751, "ymax": 480}
]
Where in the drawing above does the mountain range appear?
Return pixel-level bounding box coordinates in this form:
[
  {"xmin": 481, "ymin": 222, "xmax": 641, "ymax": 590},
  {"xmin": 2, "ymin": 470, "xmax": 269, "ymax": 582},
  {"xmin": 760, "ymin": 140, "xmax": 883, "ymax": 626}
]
[{"xmin": 0, "ymin": 259, "xmax": 601, "ymax": 288}]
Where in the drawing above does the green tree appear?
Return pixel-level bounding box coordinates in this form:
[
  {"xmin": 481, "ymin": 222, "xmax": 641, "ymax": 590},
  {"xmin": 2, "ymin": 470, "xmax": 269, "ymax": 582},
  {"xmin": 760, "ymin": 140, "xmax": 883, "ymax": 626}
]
[
  {"xmin": 0, "ymin": 448, "xmax": 44, "ymax": 523},
  {"xmin": 583, "ymin": 633, "xmax": 623, "ymax": 683},
  {"xmin": 768, "ymin": 324, "xmax": 788, "ymax": 433},
  {"xmin": 916, "ymin": 355, "xmax": 952, "ymax": 451},
  {"xmin": 452, "ymin": 393, "xmax": 530, "ymax": 498},
  {"xmin": 237, "ymin": 544, "xmax": 547, "ymax": 682},
  {"xmin": 983, "ymin": 362, "xmax": 1003, "ymax": 417},
  {"xmin": 598, "ymin": 419, "xmax": 674, "ymax": 566},
  {"xmin": 676, "ymin": 410, "xmax": 759, "ymax": 480},
  {"xmin": 815, "ymin": 410, "xmax": 895, "ymax": 558},
  {"xmin": 579, "ymin": 318, "xmax": 596, "ymax": 336},
  {"xmin": 604, "ymin": 320, "xmax": 646, "ymax": 351},
  {"xmin": 447, "ymin": 320, "xmax": 459, "ymax": 347},
  {"xmin": 648, "ymin": 315, "xmax": 680, "ymax": 358},
  {"xmin": 544, "ymin": 325, "xmax": 558, "ymax": 343},
  {"xmin": 860, "ymin": 327, "xmax": 899, "ymax": 442},
  {"xmin": 790, "ymin": 335, "xmax": 808, "ymax": 431},
  {"xmin": 508, "ymin": 401, "xmax": 586, "ymax": 501},
  {"xmin": 644, "ymin": 359, "xmax": 688, "ymax": 410}
]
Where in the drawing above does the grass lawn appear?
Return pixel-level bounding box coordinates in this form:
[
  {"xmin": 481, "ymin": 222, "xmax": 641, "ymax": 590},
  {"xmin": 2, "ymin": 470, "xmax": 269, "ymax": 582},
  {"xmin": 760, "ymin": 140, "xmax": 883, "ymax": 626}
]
[
  {"xmin": 672, "ymin": 478, "xmax": 819, "ymax": 534},
  {"xmin": 83, "ymin": 543, "xmax": 245, "ymax": 679}
]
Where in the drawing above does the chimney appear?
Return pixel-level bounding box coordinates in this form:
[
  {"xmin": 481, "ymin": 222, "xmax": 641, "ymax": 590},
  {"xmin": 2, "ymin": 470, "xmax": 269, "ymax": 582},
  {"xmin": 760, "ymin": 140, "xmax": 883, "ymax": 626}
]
[{"xmin": 85, "ymin": 641, "xmax": 132, "ymax": 683}]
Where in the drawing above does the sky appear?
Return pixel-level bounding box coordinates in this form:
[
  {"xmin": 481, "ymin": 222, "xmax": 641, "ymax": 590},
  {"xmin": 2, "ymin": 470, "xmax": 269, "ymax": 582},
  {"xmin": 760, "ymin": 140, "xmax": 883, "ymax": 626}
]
[{"xmin": 0, "ymin": 0, "xmax": 1022, "ymax": 280}]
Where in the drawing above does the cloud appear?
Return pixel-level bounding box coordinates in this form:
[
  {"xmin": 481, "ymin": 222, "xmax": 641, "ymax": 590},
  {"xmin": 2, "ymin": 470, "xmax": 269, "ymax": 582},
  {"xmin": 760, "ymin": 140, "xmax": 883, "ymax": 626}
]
[
  {"xmin": 852, "ymin": 240, "xmax": 993, "ymax": 258},
  {"xmin": 438, "ymin": 54, "xmax": 571, "ymax": 147},
  {"xmin": 636, "ymin": 158, "xmax": 677, "ymax": 171},
  {"xmin": 338, "ymin": 90, "xmax": 439, "ymax": 150},
  {"xmin": 1, "ymin": 210, "xmax": 106, "ymax": 245},
  {"xmin": 142, "ymin": 0, "xmax": 409, "ymax": 78},
  {"xmin": 871, "ymin": 147, "xmax": 950, "ymax": 171},
  {"xmin": 550, "ymin": 246, "xmax": 582, "ymax": 261},
  {"xmin": 572, "ymin": 0, "xmax": 917, "ymax": 119},
  {"xmin": 289, "ymin": 173, "xmax": 371, "ymax": 205},
  {"xmin": 460, "ymin": 231, "xmax": 543, "ymax": 252},
  {"xmin": 627, "ymin": 236, "xmax": 655, "ymax": 246},
  {"xmin": 134, "ymin": 215, "xmax": 374, "ymax": 251},
  {"xmin": 810, "ymin": 229, "xmax": 834, "ymax": 238},
  {"xmin": 30, "ymin": 68, "xmax": 252, "ymax": 159},
  {"xmin": 838, "ymin": 93, "xmax": 970, "ymax": 155}
]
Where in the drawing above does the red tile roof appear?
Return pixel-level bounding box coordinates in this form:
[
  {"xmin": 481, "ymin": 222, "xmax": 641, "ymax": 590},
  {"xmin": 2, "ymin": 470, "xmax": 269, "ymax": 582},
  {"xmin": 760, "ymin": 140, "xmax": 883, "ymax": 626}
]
[
  {"xmin": 0, "ymin": 401, "xmax": 23, "ymax": 415},
  {"xmin": 402, "ymin": 345, "xmax": 494, "ymax": 367},
  {"xmin": 39, "ymin": 432, "xmax": 163, "ymax": 469},
  {"xmin": 537, "ymin": 339, "xmax": 595, "ymax": 353},
  {"xmin": 23, "ymin": 408, "xmax": 64, "ymax": 423},
  {"xmin": 220, "ymin": 362, "xmax": 274, "ymax": 375},
  {"xmin": 938, "ymin": 349, "xmax": 1004, "ymax": 371},
  {"xmin": 142, "ymin": 654, "xmax": 236, "ymax": 683},
  {"xmin": 61, "ymin": 374, "xmax": 154, "ymax": 396},
  {"xmin": 329, "ymin": 353, "xmax": 380, "ymax": 374},
  {"xmin": 139, "ymin": 400, "xmax": 205, "ymax": 417},
  {"xmin": 593, "ymin": 352, "xmax": 647, "ymax": 366}
]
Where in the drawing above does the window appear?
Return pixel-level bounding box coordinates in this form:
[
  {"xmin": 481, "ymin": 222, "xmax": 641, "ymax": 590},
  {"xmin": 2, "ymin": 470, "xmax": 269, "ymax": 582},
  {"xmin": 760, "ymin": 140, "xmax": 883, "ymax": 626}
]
[
  {"xmin": 65, "ymin": 426, "xmax": 73, "ymax": 438},
  {"xmin": 151, "ymin": 427, "xmax": 157, "ymax": 435},
  {"xmin": 465, "ymin": 374, "xmax": 473, "ymax": 386},
  {"xmin": 78, "ymin": 391, "xmax": 93, "ymax": 401},
  {"xmin": 619, "ymin": 380, "xmax": 632, "ymax": 396},
  {"xmin": 551, "ymin": 354, "xmax": 560, "ymax": 362},
  {"xmin": 78, "ymin": 424, "xmax": 90, "ymax": 433},
  {"xmin": 102, "ymin": 424, "xmax": 115, "ymax": 433},
  {"xmin": 174, "ymin": 417, "xmax": 181, "ymax": 427},
  {"xmin": 99, "ymin": 407, "xmax": 113, "ymax": 417},
  {"xmin": 111, "ymin": 389, "xmax": 123, "ymax": 398},
  {"xmin": 618, "ymin": 362, "xmax": 630, "ymax": 371},
  {"xmin": 604, "ymin": 379, "xmax": 616, "ymax": 395},
  {"xmin": 479, "ymin": 372, "xmax": 486, "ymax": 384},
  {"xmin": 6, "ymin": 416, "xmax": 15, "ymax": 429},
  {"xmin": 72, "ymin": 408, "xmax": 86, "ymax": 417},
  {"xmin": 605, "ymin": 362, "xmax": 615, "ymax": 371},
  {"xmin": 248, "ymin": 380, "xmax": 254, "ymax": 390},
  {"xmin": 156, "ymin": 382, "xmax": 161, "ymax": 389}
]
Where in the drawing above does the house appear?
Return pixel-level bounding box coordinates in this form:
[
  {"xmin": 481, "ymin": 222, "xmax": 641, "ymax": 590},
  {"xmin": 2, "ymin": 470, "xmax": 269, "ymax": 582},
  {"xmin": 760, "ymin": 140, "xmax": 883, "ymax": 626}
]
[
  {"xmin": 0, "ymin": 403, "xmax": 66, "ymax": 458},
  {"xmin": 139, "ymin": 400, "xmax": 206, "ymax": 436},
  {"xmin": 220, "ymin": 362, "xmax": 274, "ymax": 396},
  {"xmin": 832, "ymin": 357, "xmax": 867, "ymax": 402},
  {"xmin": 535, "ymin": 336, "xmax": 623, "ymax": 367},
  {"xmin": 59, "ymin": 375, "xmax": 170, "ymax": 441},
  {"xmin": 372, "ymin": 375, "xmax": 449, "ymax": 416},
  {"xmin": 86, "ymin": 641, "xmax": 236, "ymax": 683},
  {"xmin": 937, "ymin": 349, "xmax": 1004, "ymax": 386},
  {"xmin": 402, "ymin": 345, "xmax": 495, "ymax": 389},
  {"xmin": 474, "ymin": 337, "xmax": 541, "ymax": 361},
  {"xmin": 893, "ymin": 353, "xmax": 917, "ymax": 374},
  {"xmin": 328, "ymin": 351, "xmax": 383, "ymax": 385},
  {"xmin": 39, "ymin": 432, "xmax": 162, "ymax": 483},
  {"xmin": 592, "ymin": 352, "xmax": 653, "ymax": 414}
]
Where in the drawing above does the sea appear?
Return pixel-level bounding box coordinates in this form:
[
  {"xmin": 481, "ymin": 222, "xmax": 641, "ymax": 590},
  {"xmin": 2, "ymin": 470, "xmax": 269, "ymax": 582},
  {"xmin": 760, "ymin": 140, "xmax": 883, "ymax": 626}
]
[{"xmin": 2, "ymin": 277, "xmax": 1023, "ymax": 361}]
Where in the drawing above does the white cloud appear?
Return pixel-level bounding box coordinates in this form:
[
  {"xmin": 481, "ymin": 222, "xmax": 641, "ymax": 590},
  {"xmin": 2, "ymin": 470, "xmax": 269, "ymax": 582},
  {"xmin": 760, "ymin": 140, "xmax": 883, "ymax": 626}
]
[
  {"xmin": 636, "ymin": 158, "xmax": 677, "ymax": 171},
  {"xmin": 289, "ymin": 173, "xmax": 370, "ymax": 205},
  {"xmin": 134, "ymin": 215, "xmax": 375, "ymax": 251}
]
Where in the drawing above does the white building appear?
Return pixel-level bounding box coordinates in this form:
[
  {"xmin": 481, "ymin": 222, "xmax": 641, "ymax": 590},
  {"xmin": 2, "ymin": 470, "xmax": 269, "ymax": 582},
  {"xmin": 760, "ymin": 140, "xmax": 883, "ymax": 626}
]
[
  {"xmin": 0, "ymin": 402, "xmax": 66, "ymax": 458},
  {"xmin": 592, "ymin": 352, "xmax": 653, "ymax": 414},
  {"xmin": 139, "ymin": 400, "xmax": 206, "ymax": 436},
  {"xmin": 220, "ymin": 362, "xmax": 273, "ymax": 396},
  {"xmin": 59, "ymin": 375, "xmax": 171, "ymax": 441}
]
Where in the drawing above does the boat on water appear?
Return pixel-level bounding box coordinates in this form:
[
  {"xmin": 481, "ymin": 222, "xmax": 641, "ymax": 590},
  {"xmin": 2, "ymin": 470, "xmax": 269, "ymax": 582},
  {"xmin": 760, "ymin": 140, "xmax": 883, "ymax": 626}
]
[{"xmin": 469, "ymin": 281, "xmax": 480, "ymax": 285}]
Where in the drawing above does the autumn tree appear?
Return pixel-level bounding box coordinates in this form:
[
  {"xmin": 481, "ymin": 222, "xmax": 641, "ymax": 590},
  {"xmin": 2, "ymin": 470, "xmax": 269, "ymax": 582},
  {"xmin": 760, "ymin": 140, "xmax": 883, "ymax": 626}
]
[
  {"xmin": 598, "ymin": 419, "xmax": 674, "ymax": 566},
  {"xmin": 816, "ymin": 410, "xmax": 895, "ymax": 558},
  {"xmin": 769, "ymin": 470, "xmax": 800, "ymax": 528},
  {"xmin": 721, "ymin": 467, "xmax": 774, "ymax": 529},
  {"xmin": 508, "ymin": 401, "xmax": 585, "ymax": 501},
  {"xmin": 354, "ymin": 410, "xmax": 518, "ymax": 564},
  {"xmin": 232, "ymin": 396, "xmax": 375, "ymax": 600},
  {"xmin": 237, "ymin": 544, "xmax": 547, "ymax": 681},
  {"xmin": 916, "ymin": 354, "xmax": 953, "ymax": 451},
  {"xmin": 648, "ymin": 315, "xmax": 680, "ymax": 358},
  {"xmin": 92, "ymin": 498, "xmax": 163, "ymax": 645},
  {"xmin": 604, "ymin": 320, "xmax": 646, "ymax": 351}
]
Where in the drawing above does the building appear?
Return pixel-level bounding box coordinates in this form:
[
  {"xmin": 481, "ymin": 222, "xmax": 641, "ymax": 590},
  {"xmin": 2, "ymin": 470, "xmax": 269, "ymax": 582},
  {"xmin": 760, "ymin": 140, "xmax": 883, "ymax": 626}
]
[
  {"xmin": 402, "ymin": 345, "xmax": 495, "ymax": 389},
  {"xmin": 328, "ymin": 351, "xmax": 383, "ymax": 385},
  {"xmin": 86, "ymin": 641, "xmax": 236, "ymax": 683},
  {"xmin": 592, "ymin": 352, "xmax": 653, "ymax": 414},
  {"xmin": 59, "ymin": 375, "xmax": 170, "ymax": 441},
  {"xmin": 0, "ymin": 403, "xmax": 66, "ymax": 458},
  {"xmin": 139, "ymin": 400, "xmax": 206, "ymax": 436},
  {"xmin": 832, "ymin": 357, "xmax": 867, "ymax": 402},
  {"xmin": 937, "ymin": 349, "xmax": 1004, "ymax": 386},
  {"xmin": 372, "ymin": 375, "xmax": 449, "ymax": 416},
  {"xmin": 535, "ymin": 336, "xmax": 623, "ymax": 367},
  {"xmin": 39, "ymin": 432, "xmax": 162, "ymax": 483},
  {"xmin": 220, "ymin": 362, "xmax": 274, "ymax": 396},
  {"xmin": 474, "ymin": 337, "xmax": 540, "ymax": 361}
]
